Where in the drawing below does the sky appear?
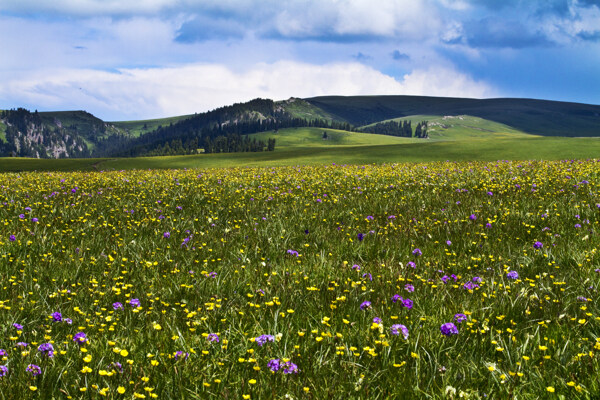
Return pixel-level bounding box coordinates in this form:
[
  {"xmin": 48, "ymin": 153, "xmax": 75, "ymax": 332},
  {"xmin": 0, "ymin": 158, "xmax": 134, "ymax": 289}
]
[{"xmin": 1, "ymin": 0, "xmax": 599, "ymax": 121}]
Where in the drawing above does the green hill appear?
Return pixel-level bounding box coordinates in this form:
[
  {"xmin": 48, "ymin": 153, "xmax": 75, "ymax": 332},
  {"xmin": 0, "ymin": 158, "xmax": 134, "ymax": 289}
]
[
  {"xmin": 305, "ymin": 95, "xmax": 600, "ymax": 137},
  {"xmin": 110, "ymin": 114, "xmax": 195, "ymax": 138},
  {"xmin": 359, "ymin": 115, "xmax": 534, "ymax": 140}
]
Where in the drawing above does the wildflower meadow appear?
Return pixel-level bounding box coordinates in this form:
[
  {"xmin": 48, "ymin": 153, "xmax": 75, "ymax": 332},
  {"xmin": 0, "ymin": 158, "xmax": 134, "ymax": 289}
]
[{"xmin": 1, "ymin": 159, "xmax": 600, "ymax": 399}]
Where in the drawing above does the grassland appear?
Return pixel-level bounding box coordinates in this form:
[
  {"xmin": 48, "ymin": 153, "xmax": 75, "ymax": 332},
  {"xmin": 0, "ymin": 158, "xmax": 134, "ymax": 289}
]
[
  {"xmin": 2, "ymin": 133, "xmax": 600, "ymax": 172},
  {"xmin": 1, "ymin": 160, "xmax": 599, "ymax": 398},
  {"xmin": 111, "ymin": 115, "xmax": 195, "ymax": 138},
  {"xmin": 360, "ymin": 115, "xmax": 534, "ymax": 140}
]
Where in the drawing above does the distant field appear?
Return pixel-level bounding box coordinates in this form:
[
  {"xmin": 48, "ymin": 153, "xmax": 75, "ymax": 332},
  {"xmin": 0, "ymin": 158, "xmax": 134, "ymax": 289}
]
[
  {"xmin": 252, "ymin": 127, "xmax": 419, "ymax": 147},
  {"xmin": 111, "ymin": 114, "xmax": 195, "ymax": 137},
  {"xmin": 3, "ymin": 136, "xmax": 600, "ymax": 172}
]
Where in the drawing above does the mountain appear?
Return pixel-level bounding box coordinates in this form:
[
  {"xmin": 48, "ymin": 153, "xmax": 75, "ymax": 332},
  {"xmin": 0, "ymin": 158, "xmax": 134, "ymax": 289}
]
[
  {"xmin": 304, "ymin": 95, "xmax": 600, "ymax": 137},
  {"xmin": 1, "ymin": 95, "xmax": 599, "ymax": 159}
]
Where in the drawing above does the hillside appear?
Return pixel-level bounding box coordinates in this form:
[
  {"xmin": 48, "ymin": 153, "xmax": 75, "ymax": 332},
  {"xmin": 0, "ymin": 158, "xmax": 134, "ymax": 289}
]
[{"xmin": 305, "ymin": 95, "xmax": 600, "ymax": 137}]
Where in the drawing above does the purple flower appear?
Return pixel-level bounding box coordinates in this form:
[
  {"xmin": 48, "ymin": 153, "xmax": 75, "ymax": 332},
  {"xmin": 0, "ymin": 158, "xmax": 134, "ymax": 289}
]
[
  {"xmin": 0, "ymin": 365, "xmax": 7, "ymax": 377},
  {"xmin": 108, "ymin": 362, "xmax": 123, "ymax": 372},
  {"xmin": 15, "ymin": 342, "xmax": 28, "ymax": 348},
  {"xmin": 129, "ymin": 298, "xmax": 141, "ymax": 308},
  {"xmin": 402, "ymin": 298, "xmax": 413, "ymax": 310},
  {"xmin": 360, "ymin": 301, "xmax": 372, "ymax": 310},
  {"xmin": 454, "ymin": 313, "xmax": 468, "ymax": 323},
  {"xmin": 412, "ymin": 248, "xmax": 422, "ymax": 257},
  {"xmin": 31, "ymin": 217, "xmax": 38, "ymax": 223},
  {"xmin": 506, "ymin": 270, "xmax": 519, "ymax": 280},
  {"xmin": 366, "ymin": 215, "xmax": 374, "ymax": 221},
  {"xmin": 113, "ymin": 302, "xmax": 124, "ymax": 310},
  {"xmin": 533, "ymin": 241, "xmax": 543, "ymax": 249},
  {"xmin": 440, "ymin": 322, "xmax": 459, "ymax": 336},
  {"xmin": 373, "ymin": 317, "xmax": 382, "ymax": 324},
  {"xmin": 9, "ymin": 235, "xmax": 15, "ymax": 242},
  {"xmin": 26, "ymin": 364, "xmax": 42, "ymax": 376},
  {"xmin": 352, "ymin": 264, "xmax": 361, "ymax": 271},
  {"xmin": 469, "ymin": 214, "xmax": 477, "ymax": 221},
  {"xmin": 267, "ymin": 358, "xmax": 281, "ymax": 372},
  {"xmin": 404, "ymin": 284, "xmax": 414, "ymax": 293},
  {"xmin": 163, "ymin": 232, "xmax": 170, "ymax": 238},
  {"xmin": 407, "ymin": 261, "xmax": 416, "ymax": 268},
  {"xmin": 441, "ymin": 275, "xmax": 450, "ymax": 284},
  {"xmin": 446, "ymin": 240, "xmax": 452, "ymax": 246},
  {"xmin": 37, "ymin": 343, "xmax": 54, "ymax": 358},
  {"xmin": 390, "ymin": 324, "xmax": 409, "ymax": 339},
  {"xmin": 174, "ymin": 351, "xmax": 189, "ymax": 360},
  {"xmin": 64, "ymin": 318, "xmax": 72, "ymax": 325},
  {"xmin": 487, "ymin": 191, "xmax": 493, "ymax": 196},
  {"xmin": 362, "ymin": 273, "xmax": 372, "ymax": 281},
  {"xmin": 282, "ymin": 361, "xmax": 298, "ymax": 374},
  {"xmin": 12, "ymin": 323, "xmax": 23, "ymax": 330},
  {"xmin": 73, "ymin": 332, "xmax": 88, "ymax": 345},
  {"xmin": 463, "ymin": 281, "xmax": 479, "ymax": 290},
  {"xmin": 485, "ymin": 223, "xmax": 492, "ymax": 228},
  {"xmin": 286, "ymin": 249, "xmax": 299, "ymax": 257},
  {"xmin": 357, "ymin": 233, "xmax": 365, "ymax": 242},
  {"xmin": 19, "ymin": 214, "xmax": 25, "ymax": 219},
  {"xmin": 51, "ymin": 312, "xmax": 62, "ymax": 322},
  {"xmin": 0, "ymin": 349, "xmax": 6, "ymax": 357},
  {"xmin": 255, "ymin": 334, "xmax": 275, "ymax": 346},
  {"xmin": 391, "ymin": 294, "xmax": 402, "ymax": 303},
  {"xmin": 207, "ymin": 333, "xmax": 220, "ymax": 343}
]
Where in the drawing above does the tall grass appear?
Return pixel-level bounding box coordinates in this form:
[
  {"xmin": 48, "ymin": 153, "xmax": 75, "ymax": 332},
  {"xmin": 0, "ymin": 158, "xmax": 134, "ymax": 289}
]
[{"xmin": 0, "ymin": 160, "xmax": 599, "ymax": 398}]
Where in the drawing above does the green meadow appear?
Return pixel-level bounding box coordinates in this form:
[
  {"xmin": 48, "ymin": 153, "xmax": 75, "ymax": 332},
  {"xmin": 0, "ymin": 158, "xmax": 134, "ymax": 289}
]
[
  {"xmin": 2, "ymin": 127, "xmax": 600, "ymax": 172},
  {"xmin": 1, "ymin": 160, "xmax": 599, "ymax": 398}
]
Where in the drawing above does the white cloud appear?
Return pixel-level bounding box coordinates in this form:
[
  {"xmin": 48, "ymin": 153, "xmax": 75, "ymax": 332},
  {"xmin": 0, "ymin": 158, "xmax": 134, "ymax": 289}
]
[{"xmin": 0, "ymin": 61, "xmax": 496, "ymax": 120}]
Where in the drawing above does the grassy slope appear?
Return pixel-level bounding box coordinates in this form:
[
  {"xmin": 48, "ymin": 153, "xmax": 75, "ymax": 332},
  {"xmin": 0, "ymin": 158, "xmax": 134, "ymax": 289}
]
[
  {"xmin": 360, "ymin": 115, "xmax": 534, "ymax": 140},
  {"xmin": 111, "ymin": 114, "xmax": 195, "ymax": 137},
  {"xmin": 278, "ymin": 98, "xmax": 344, "ymax": 122},
  {"xmin": 3, "ymin": 136, "xmax": 600, "ymax": 172},
  {"xmin": 252, "ymin": 127, "xmax": 419, "ymax": 147},
  {"xmin": 0, "ymin": 120, "xmax": 6, "ymax": 143},
  {"xmin": 306, "ymin": 95, "xmax": 600, "ymax": 137}
]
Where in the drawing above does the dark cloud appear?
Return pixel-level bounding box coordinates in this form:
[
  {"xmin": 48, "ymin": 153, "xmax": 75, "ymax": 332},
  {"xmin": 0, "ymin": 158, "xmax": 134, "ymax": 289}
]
[
  {"xmin": 260, "ymin": 29, "xmax": 384, "ymax": 43},
  {"xmin": 175, "ymin": 16, "xmax": 245, "ymax": 43},
  {"xmin": 578, "ymin": 30, "xmax": 600, "ymax": 41},
  {"xmin": 391, "ymin": 50, "xmax": 409, "ymax": 61},
  {"xmin": 462, "ymin": 17, "xmax": 553, "ymax": 48}
]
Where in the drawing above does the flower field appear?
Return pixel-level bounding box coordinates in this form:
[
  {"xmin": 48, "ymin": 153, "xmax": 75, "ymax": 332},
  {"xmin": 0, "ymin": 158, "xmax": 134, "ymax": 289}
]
[{"xmin": 1, "ymin": 160, "xmax": 600, "ymax": 399}]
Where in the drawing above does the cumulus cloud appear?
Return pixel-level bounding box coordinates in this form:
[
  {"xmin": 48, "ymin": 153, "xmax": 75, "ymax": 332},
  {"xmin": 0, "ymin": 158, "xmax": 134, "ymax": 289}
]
[{"xmin": 0, "ymin": 62, "xmax": 496, "ymax": 120}]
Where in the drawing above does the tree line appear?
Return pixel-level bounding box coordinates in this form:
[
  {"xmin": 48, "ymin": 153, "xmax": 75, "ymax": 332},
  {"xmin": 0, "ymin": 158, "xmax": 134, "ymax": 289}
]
[{"xmin": 359, "ymin": 120, "xmax": 428, "ymax": 138}]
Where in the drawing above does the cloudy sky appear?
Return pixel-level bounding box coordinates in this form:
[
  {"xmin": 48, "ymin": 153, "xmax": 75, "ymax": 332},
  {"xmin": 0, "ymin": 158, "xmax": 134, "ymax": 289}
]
[{"xmin": 1, "ymin": 0, "xmax": 599, "ymax": 121}]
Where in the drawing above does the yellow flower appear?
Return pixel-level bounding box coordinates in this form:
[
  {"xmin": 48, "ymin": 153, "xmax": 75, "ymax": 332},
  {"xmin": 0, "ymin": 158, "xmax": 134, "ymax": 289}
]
[
  {"xmin": 29, "ymin": 386, "xmax": 37, "ymax": 392},
  {"xmin": 83, "ymin": 354, "xmax": 92, "ymax": 363},
  {"xmin": 117, "ymin": 386, "xmax": 126, "ymax": 394},
  {"xmin": 546, "ymin": 387, "xmax": 555, "ymax": 393},
  {"xmin": 248, "ymin": 379, "xmax": 257, "ymax": 385},
  {"xmin": 120, "ymin": 349, "xmax": 129, "ymax": 357}
]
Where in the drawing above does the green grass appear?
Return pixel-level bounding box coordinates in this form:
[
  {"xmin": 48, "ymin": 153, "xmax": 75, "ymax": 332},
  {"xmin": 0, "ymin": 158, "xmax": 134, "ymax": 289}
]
[
  {"xmin": 1, "ymin": 161, "xmax": 600, "ymax": 398},
  {"xmin": 111, "ymin": 114, "xmax": 195, "ymax": 137},
  {"xmin": 0, "ymin": 120, "xmax": 6, "ymax": 143},
  {"xmin": 252, "ymin": 127, "xmax": 418, "ymax": 147},
  {"xmin": 3, "ymin": 136, "xmax": 599, "ymax": 172}
]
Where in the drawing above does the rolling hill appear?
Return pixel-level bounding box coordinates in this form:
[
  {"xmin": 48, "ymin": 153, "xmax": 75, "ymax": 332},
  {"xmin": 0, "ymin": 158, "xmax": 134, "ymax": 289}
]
[
  {"xmin": 305, "ymin": 95, "xmax": 600, "ymax": 136},
  {"xmin": 1, "ymin": 95, "xmax": 599, "ymax": 164}
]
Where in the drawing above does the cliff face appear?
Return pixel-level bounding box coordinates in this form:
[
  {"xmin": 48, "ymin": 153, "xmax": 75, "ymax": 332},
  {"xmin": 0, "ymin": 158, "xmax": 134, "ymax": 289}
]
[{"xmin": 0, "ymin": 109, "xmax": 122, "ymax": 158}]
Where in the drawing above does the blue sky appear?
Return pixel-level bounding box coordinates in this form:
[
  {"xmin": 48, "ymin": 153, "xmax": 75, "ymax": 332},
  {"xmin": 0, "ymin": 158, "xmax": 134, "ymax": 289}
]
[{"xmin": 1, "ymin": 0, "xmax": 599, "ymax": 120}]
